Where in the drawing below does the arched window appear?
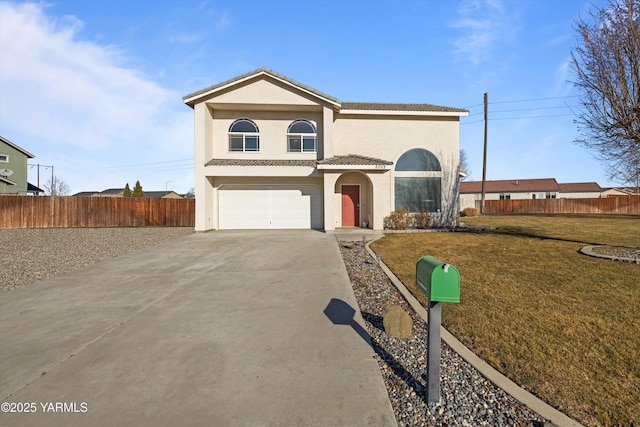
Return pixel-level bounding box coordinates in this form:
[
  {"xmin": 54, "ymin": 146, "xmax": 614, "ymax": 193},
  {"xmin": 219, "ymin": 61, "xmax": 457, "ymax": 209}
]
[
  {"xmin": 287, "ymin": 119, "xmax": 317, "ymax": 152},
  {"xmin": 394, "ymin": 149, "xmax": 442, "ymax": 212},
  {"xmin": 395, "ymin": 148, "xmax": 441, "ymax": 171},
  {"xmin": 229, "ymin": 118, "xmax": 259, "ymax": 152}
]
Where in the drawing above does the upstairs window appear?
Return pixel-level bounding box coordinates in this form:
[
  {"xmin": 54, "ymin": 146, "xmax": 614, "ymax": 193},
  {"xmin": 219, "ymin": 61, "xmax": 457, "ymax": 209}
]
[
  {"xmin": 287, "ymin": 119, "xmax": 317, "ymax": 152},
  {"xmin": 229, "ymin": 119, "xmax": 260, "ymax": 152}
]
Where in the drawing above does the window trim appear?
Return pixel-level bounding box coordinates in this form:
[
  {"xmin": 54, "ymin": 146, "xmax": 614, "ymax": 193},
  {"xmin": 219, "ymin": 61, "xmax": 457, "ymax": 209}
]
[
  {"xmin": 0, "ymin": 154, "xmax": 8, "ymax": 163},
  {"xmin": 228, "ymin": 118, "xmax": 260, "ymax": 152},
  {"xmin": 393, "ymin": 148, "xmax": 443, "ymax": 213},
  {"xmin": 287, "ymin": 119, "xmax": 317, "ymax": 153}
]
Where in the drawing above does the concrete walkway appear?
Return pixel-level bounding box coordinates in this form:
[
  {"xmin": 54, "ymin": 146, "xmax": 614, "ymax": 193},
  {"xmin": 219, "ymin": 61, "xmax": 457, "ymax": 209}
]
[{"xmin": 1, "ymin": 230, "xmax": 396, "ymax": 427}]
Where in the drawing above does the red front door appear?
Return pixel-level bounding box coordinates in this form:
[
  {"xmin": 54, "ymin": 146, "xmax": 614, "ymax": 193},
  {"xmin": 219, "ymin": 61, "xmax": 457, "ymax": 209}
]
[{"xmin": 341, "ymin": 185, "xmax": 360, "ymax": 227}]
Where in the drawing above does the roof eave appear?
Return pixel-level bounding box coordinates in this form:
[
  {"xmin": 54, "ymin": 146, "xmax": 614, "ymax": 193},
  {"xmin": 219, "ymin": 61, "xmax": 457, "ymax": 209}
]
[
  {"xmin": 0, "ymin": 136, "xmax": 35, "ymax": 158},
  {"xmin": 338, "ymin": 109, "xmax": 469, "ymax": 117},
  {"xmin": 183, "ymin": 68, "xmax": 341, "ymax": 109},
  {"xmin": 317, "ymin": 164, "xmax": 393, "ymax": 171}
]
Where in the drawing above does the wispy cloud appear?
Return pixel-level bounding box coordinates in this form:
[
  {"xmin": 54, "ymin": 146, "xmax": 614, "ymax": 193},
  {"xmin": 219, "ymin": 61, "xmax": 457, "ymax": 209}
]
[
  {"xmin": 449, "ymin": 0, "xmax": 521, "ymax": 66},
  {"xmin": 0, "ymin": 2, "xmax": 194, "ymax": 192}
]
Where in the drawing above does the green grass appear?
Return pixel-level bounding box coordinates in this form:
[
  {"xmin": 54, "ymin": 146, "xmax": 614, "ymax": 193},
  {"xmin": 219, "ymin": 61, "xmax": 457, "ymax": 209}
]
[{"xmin": 370, "ymin": 214, "xmax": 640, "ymax": 427}]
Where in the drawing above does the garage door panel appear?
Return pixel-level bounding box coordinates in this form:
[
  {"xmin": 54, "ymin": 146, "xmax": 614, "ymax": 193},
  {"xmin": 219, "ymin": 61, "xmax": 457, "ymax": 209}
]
[{"xmin": 219, "ymin": 185, "xmax": 322, "ymax": 230}]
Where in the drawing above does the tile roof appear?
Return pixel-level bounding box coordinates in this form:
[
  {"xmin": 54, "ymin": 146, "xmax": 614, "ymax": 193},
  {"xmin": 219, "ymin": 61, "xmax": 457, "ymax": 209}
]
[
  {"xmin": 183, "ymin": 67, "xmax": 340, "ymax": 106},
  {"xmin": 317, "ymin": 154, "xmax": 393, "ymax": 165},
  {"xmin": 205, "ymin": 159, "xmax": 317, "ymax": 167},
  {"xmin": 183, "ymin": 68, "xmax": 468, "ymax": 114},
  {"xmin": 460, "ymin": 178, "xmax": 561, "ymax": 193},
  {"xmin": 341, "ymin": 102, "xmax": 468, "ymax": 114},
  {"xmin": 558, "ymin": 182, "xmax": 602, "ymax": 192}
]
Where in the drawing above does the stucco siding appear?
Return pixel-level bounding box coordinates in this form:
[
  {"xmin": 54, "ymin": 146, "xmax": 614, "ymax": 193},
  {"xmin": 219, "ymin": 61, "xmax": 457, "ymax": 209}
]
[
  {"xmin": 332, "ymin": 115, "xmax": 460, "ymax": 163},
  {"xmin": 209, "ymin": 110, "xmax": 323, "ymax": 160}
]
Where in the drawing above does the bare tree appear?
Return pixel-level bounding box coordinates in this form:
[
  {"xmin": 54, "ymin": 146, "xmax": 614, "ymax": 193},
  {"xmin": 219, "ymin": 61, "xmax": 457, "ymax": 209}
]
[
  {"xmin": 43, "ymin": 175, "xmax": 71, "ymax": 196},
  {"xmin": 569, "ymin": 0, "xmax": 640, "ymax": 189},
  {"xmin": 459, "ymin": 149, "xmax": 471, "ymax": 180}
]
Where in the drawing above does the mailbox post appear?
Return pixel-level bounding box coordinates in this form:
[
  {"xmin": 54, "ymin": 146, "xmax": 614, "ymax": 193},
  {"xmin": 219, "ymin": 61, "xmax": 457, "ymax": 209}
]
[{"xmin": 416, "ymin": 256, "xmax": 460, "ymax": 403}]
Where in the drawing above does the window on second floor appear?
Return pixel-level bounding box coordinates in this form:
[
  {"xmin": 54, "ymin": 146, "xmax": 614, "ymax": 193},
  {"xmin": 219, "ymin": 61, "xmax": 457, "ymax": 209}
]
[
  {"xmin": 287, "ymin": 119, "xmax": 317, "ymax": 152},
  {"xmin": 229, "ymin": 118, "xmax": 260, "ymax": 152},
  {"xmin": 0, "ymin": 154, "xmax": 8, "ymax": 162}
]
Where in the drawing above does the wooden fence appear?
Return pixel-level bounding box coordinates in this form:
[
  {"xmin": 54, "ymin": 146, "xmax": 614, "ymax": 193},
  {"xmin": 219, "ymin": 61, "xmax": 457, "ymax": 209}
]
[
  {"xmin": 0, "ymin": 196, "xmax": 195, "ymax": 228},
  {"xmin": 482, "ymin": 196, "xmax": 640, "ymax": 215}
]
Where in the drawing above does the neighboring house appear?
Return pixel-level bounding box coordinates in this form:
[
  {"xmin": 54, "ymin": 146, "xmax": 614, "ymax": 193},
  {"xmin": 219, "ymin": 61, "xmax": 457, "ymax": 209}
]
[
  {"xmin": 97, "ymin": 188, "xmax": 125, "ymax": 197},
  {"xmin": 460, "ymin": 178, "xmax": 561, "ymax": 210},
  {"xmin": 183, "ymin": 68, "xmax": 468, "ymax": 232},
  {"xmin": 143, "ymin": 191, "xmax": 183, "ymax": 199},
  {"xmin": 73, "ymin": 189, "xmax": 183, "ymax": 198},
  {"xmin": 601, "ymin": 187, "xmax": 640, "ymax": 197},
  {"xmin": 460, "ymin": 179, "xmax": 612, "ymax": 210},
  {"xmin": 558, "ymin": 182, "xmax": 602, "ymax": 199},
  {"xmin": 0, "ymin": 136, "xmax": 42, "ymax": 194},
  {"xmin": 73, "ymin": 191, "xmax": 101, "ymax": 197}
]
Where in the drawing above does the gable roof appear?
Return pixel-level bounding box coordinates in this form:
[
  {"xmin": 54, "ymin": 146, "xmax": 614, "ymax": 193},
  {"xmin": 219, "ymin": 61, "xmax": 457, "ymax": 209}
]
[
  {"xmin": 27, "ymin": 183, "xmax": 44, "ymax": 193},
  {"xmin": 99, "ymin": 188, "xmax": 125, "ymax": 195},
  {"xmin": 0, "ymin": 135, "xmax": 35, "ymax": 158},
  {"xmin": 460, "ymin": 178, "xmax": 561, "ymax": 193},
  {"xmin": 183, "ymin": 67, "xmax": 341, "ymax": 108},
  {"xmin": 558, "ymin": 182, "xmax": 602, "ymax": 192},
  {"xmin": 183, "ymin": 68, "xmax": 468, "ymax": 116},
  {"xmin": 144, "ymin": 191, "xmax": 183, "ymax": 199}
]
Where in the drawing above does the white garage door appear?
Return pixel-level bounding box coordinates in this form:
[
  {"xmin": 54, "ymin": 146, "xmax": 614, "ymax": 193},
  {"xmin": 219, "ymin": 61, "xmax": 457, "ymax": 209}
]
[{"xmin": 219, "ymin": 185, "xmax": 322, "ymax": 229}]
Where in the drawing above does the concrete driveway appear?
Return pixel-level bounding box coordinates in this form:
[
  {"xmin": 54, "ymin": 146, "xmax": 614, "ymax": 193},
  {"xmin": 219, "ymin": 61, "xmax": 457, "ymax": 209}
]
[{"xmin": 1, "ymin": 230, "xmax": 396, "ymax": 427}]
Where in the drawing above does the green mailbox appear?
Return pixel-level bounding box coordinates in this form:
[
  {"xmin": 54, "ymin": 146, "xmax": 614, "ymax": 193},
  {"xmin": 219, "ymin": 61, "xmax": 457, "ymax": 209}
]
[
  {"xmin": 416, "ymin": 255, "xmax": 461, "ymax": 403},
  {"xmin": 416, "ymin": 256, "xmax": 460, "ymax": 303}
]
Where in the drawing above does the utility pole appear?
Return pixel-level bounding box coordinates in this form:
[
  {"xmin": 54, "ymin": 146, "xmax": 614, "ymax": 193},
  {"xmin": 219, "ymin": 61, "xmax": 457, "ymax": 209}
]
[{"xmin": 481, "ymin": 92, "xmax": 488, "ymax": 214}]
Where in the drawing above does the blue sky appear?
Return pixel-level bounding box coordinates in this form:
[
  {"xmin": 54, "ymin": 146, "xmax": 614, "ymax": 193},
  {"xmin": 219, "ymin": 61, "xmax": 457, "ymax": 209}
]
[{"xmin": 0, "ymin": 0, "xmax": 613, "ymax": 194}]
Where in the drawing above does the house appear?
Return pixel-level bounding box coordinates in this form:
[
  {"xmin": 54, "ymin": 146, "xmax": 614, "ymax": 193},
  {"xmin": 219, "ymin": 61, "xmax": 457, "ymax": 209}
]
[
  {"xmin": 460, "ymin": 178, "xmax": 611, "ymax": 210},
  {"xmin": 460, "ymin": 178, "xmax": 561, "ymax": 210},
  {"xmin": 73, "ymin": 191, "xmax": 101, "ymax": 197},
  {"xmin": 0, "ymin": 136, "xmax": 43, "ymax": 194},
  {"xmin": 143, "ymin": 191, "xmax": 183, "ymax": 199},
  {"xmin": 601, "ymin": 187, "xmax": 640, "ymax": 197},
  {"xmin": 183, "ymin": 68, "xmax": 468, "ymax": 232},
  {"xmin": 73, "ymin": 189, "xmax": 183, "ymax": 198},
  {"xmin": 558, "ymin": 182, "xmax": 602, "ymax": 199}
]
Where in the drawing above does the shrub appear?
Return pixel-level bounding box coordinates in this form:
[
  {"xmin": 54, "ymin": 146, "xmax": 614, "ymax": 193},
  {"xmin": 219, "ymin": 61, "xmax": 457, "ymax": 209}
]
[
  {"xmin": 385, "ymin": 209, "xmax": 413, "ymax": 230},
  {"xmin": 463, "ymin": 207, "xmax": 480, "ymax": 217},
  {"xmin": 415, "ymin": 211, "xmax": 432, "ymax": 229}
]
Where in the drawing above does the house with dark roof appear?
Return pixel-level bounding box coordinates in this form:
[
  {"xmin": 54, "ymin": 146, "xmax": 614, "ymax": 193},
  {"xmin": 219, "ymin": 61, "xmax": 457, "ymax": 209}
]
[
  {"xmin": 183, "ymin": 68, "xmax": 468, "ymax": 231},
  {"xmin": 0, "ymin": 136, "xmax": 43, "ymax": 194}
]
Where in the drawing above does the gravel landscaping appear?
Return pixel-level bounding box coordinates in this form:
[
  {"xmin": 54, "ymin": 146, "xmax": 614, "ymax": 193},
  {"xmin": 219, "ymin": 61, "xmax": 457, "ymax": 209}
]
[
  {"xmin": 3, "ymin": 227, "xmax": 552, "ymax": 425},
  {"xmin": 340, "ymin": 240, "xmax": 550, "ymax": 427},
  {"xmin": 0, "ymin": 227, "xmax": 194, "ymax": 293}
]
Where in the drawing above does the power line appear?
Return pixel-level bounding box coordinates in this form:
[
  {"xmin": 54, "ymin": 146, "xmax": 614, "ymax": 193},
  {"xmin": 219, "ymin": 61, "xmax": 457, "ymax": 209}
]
[{"xmin": 488, "ymin": 95, "xmax": 579, "ymax": 105}]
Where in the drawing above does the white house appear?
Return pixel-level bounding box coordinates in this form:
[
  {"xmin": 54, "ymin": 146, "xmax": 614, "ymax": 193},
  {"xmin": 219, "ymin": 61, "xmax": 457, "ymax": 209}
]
[
  {"xmin": 558, "ymin": 182, "xmax": 602, "ymax": 199},
  {"xmin": 183, "ymin": 68, "xmax": 468, "ymax": 232}
]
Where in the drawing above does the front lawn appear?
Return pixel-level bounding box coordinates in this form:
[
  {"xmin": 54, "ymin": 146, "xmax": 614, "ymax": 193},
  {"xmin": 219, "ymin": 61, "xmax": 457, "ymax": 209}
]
[{"xmin": 370, "ymin": 214, "xmax": 640, "ymax": 427}]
